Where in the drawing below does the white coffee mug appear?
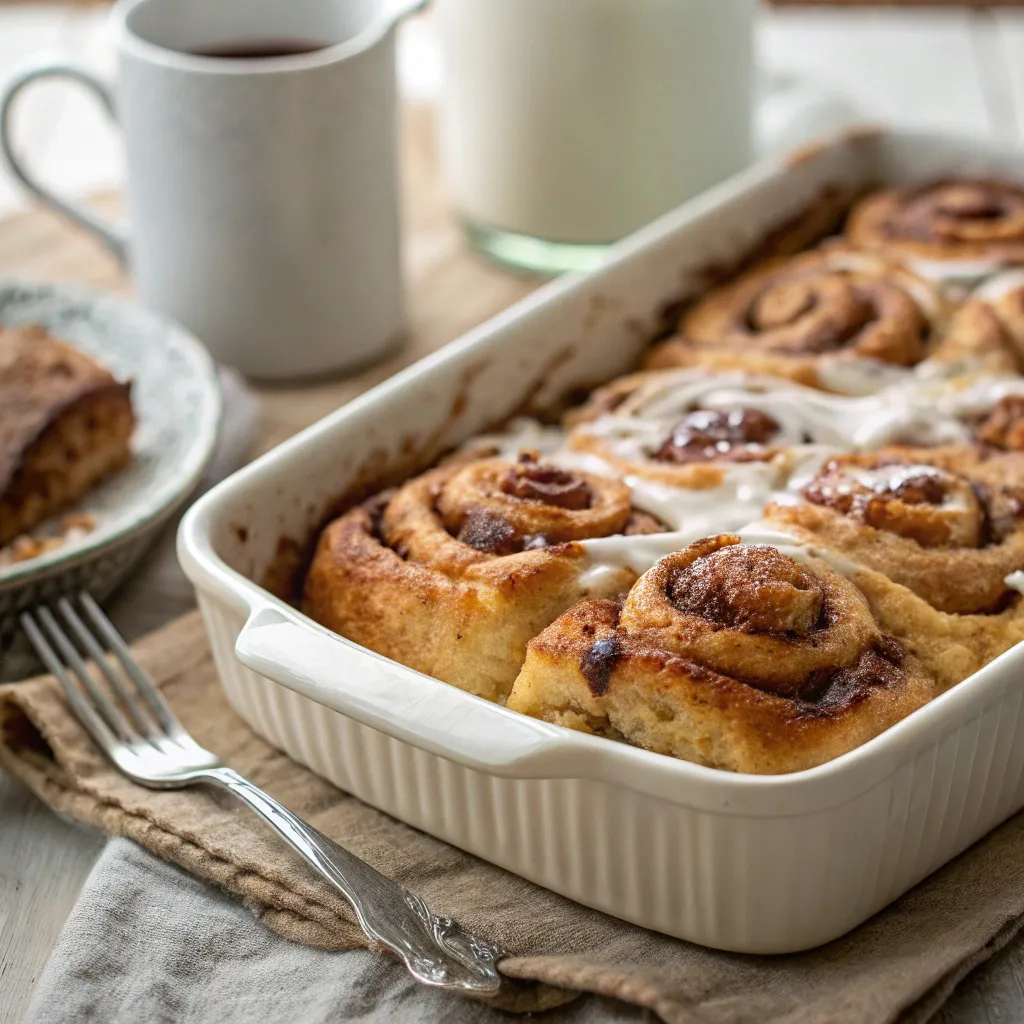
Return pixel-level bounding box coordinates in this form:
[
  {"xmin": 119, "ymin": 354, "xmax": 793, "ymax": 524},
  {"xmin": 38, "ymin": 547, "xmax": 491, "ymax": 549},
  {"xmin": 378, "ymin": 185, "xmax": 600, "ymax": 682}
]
[{"xmin": 0, "ymin": 0, "xmax": 422, "ymax": 379}]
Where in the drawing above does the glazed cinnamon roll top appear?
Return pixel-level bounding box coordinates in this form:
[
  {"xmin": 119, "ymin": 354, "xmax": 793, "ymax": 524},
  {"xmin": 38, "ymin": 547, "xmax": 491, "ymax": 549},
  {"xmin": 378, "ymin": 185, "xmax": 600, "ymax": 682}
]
[
  {"xmin": 652, "ymin": 407, "xmax": 782, "ymax": 465},
  {"xmin": 803, "ymin": 458, "xmax": 987, "ymax": 548},
  {"xmin": 847, "ymin": 179, "xmax": 1024, "ymax": 270},
  {"xmin": 766, "ymin": 447, "xmax": 1024, "ymax": 614},
  {"xmin": 381, "ymin": 453, "xmax": 661, "ymax": 575},
  {"xmin": 619, "ymin": 536, "xmax": 882, "ymax": 701},
  {"xmin": 565, "ymin": 370, "xmax": 854, "ymax": 473},
  {"xmin": 506, "ymin": 534, "xmax": 937, "ymax": 774}
]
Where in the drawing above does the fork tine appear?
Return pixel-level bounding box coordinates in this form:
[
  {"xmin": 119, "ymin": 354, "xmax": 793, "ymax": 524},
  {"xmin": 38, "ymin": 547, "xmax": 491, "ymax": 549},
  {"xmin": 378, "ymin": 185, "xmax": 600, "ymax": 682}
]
[
  {"xmin": 57, "ymin": 597, "xmax": 156, "ymax": 738},
  {"xmin": 20, "ymin": 610, "xmax": 124, "ymax": 757},
  {"xmin": 35, "ymin": 606, "xmax": 141, "ymax": 744},
  {"xmin": 78, "ymin": 592, "xmax": 184, "ymax": 736}
]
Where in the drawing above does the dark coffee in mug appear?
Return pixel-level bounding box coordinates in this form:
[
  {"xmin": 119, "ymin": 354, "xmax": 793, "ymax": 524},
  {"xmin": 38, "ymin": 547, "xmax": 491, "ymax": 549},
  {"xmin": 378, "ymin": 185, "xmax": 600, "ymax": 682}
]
[{"xmin": 190, "ymin": 39, "xmax": 330, "ymax": 59}]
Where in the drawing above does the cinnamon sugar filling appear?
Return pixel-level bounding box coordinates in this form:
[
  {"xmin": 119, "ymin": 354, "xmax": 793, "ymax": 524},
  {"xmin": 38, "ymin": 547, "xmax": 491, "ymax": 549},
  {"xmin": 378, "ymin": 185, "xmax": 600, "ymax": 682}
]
[
  {"xmin": 501, "ymin": 456, "xmax": 592, "ymax": 510},
  {"xmin": 804, "ymin": 459, "xmax": 990, "ymax": 548},
  {"xmin": 668, "ymin": 545, "xmax": 826, "ymax": 637},
  {"xmin": 653, "ymin": 408, "xmax": 780, "ymax": 465},
  {"xmin": 731, "ymin": 272, "xmax": 928, "ymax": 363}
]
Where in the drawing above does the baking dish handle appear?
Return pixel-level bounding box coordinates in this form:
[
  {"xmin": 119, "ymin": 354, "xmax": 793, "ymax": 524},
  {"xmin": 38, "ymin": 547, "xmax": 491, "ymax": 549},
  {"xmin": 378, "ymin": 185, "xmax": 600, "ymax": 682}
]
[{"xmin": 233, "ymin": 604, "xmax": 579, "ymax": 777}]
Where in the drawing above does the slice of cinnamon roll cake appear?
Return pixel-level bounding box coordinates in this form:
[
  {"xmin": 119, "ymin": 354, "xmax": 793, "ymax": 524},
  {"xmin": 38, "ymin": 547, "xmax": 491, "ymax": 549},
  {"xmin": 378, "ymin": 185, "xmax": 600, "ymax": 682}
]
[{"xmin": 0, "ymin": 324, "xmax": 135, "ymax": 547}]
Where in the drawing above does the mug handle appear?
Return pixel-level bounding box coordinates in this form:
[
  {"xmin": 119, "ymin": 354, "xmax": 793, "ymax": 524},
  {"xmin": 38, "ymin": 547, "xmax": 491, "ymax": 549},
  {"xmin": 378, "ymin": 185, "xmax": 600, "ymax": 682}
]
[{"xmin": 0, "ymin": 60, "xmax": 129, "ymax": 267}]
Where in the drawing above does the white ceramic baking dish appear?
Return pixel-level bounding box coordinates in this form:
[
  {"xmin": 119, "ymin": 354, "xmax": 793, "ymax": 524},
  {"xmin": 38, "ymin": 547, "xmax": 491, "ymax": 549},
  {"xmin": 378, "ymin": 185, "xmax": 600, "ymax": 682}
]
[{"xmin": 179, "ymin": 129, "xmax": 1024, "ymax": 954}]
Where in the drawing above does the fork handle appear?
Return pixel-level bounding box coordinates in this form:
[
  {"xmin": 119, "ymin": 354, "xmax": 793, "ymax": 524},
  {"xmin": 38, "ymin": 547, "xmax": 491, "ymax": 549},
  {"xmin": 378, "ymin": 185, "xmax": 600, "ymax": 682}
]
[{"xmin": 198, "ymin": 766, "xmax": 505, "ymax": 994}]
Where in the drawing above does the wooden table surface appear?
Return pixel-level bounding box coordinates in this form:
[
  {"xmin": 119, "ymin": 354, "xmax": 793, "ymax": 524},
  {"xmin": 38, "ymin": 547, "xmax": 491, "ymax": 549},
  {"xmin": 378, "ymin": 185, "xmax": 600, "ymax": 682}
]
[{"xmin": 5, "ymin": 6, "xmax": 1024, "ymax": 1023}]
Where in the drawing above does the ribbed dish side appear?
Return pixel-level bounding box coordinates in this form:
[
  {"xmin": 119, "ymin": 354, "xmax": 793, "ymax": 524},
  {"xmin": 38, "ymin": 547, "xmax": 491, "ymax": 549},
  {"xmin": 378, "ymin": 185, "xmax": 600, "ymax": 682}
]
[{"xmin": 197, "ymin": 595, "xmax": 1024, "ymax": 953}]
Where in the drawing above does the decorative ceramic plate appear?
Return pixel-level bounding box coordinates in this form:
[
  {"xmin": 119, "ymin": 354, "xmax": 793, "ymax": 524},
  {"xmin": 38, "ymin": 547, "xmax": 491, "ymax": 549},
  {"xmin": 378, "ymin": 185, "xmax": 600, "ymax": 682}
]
[{"xmin": 0, "ymin": 279, "xmax": 222, "ymax": 634}]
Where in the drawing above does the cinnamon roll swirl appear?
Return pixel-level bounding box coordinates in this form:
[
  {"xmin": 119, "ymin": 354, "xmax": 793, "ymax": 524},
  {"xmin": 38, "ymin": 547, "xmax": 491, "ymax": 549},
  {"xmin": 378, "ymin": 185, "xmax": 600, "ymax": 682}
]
[
  {"xmin": 506, "ymin": 535, "xmax": 937, "ymax": 774},
  {"xmin": 565, "ymin": 372, "xmax": 808, "ymax": 494},
  {"xmin": 561, "ymin": 370, "xmax": 853, "ymax": 533},
  {"xmin": 765, "ymin": 446, "xmax": 1024, "ymax": 615},
  {"xmin": 645, "ymin": 246, "xmax": 1012, "ymax": 391},
  {"xmin": 763, "ymin": 446, "xmax": 1024, "ymax": 688},
  {"xmin": 846, "ymin": 179, "xmax": 1024, "ymax": 278},
  {"xmin": 301, "ymin": 453, "xmax": 664, "ymax": 702}
]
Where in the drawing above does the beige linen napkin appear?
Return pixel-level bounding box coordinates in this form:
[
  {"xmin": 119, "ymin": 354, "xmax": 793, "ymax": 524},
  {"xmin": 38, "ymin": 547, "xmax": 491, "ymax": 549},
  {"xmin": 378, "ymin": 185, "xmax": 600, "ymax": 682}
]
[{"xmin": 4, "ymin": 611, "xmax": 1024, "ymax": 1024}]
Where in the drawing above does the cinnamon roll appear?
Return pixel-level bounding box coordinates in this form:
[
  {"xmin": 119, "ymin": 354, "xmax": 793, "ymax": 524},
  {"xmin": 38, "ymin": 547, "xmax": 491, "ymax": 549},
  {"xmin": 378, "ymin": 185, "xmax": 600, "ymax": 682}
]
[
  {"xmin": 1, "ymin": 324, "xmax": 134, "ymax": 547},
  {"xmin": 765, "ymin": 446, "xmax": 1024, "ymax": 614},
  {"xmin": 763, "ymin": 446, "xmax": 1024, "ymax": 688},
  {"xmin": 644, "ymin": 246, "xmax": 1013, "ymax": 392},
  {"xmin": 963, "ymin": 270, "xmax": 1024, "ymax": 369},
  {"xmin": 506, "ymin": 535, "xmax": 937, "ymax": 774},
  {"xmin": 302, "ymin": 453, "xmax": 664, "ymax": 702},
  {"xmin": 846, "ymin": 179, "xmax": 1024, "ymax": 280},
  {"xmin": 562, "ymin": 370, "xmax": 853, "ymax": 533}
]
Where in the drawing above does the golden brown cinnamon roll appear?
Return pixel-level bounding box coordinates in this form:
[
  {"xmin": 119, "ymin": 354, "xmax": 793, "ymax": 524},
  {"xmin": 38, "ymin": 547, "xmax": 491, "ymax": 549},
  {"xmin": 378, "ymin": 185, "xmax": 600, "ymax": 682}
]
[
  {"xmin": 302, "ymin": 453, "xmax": 664, "ymax": 702},
  {"xmin": 561, "ymin": 370, "xmax": 866, "ymax": 536},
  {"xmin": 763, "ymin": 446, "xmax": 1024, "ymax": 688},
  {"xmin": 960, "ymin": 270, "xmax": 1024, "ymax": 368},
  {"xmin": 839, "ymin": 563, "xmax": 1024, "ymax": 694},
  {"xmin": 1, "ymin": 325, "xmax": 134, "ymax": 547},
  {"xmin": 846, "ymin": 180, "xmax": 1024, "ymax": 274},
  {"xmin": 506, "ymin": 535, "xmax": 937, "ymax": 774},
  {"xmin": 564, "ymin": 371, "xmax": 812, "ymax": 497},
  {"xmin": 645, "ymin": 246, "xmax": 1013, "ymax": 391},
  {"xmin": 765, "ymin": 446, "xmax": 1024, "ymax": 615}
]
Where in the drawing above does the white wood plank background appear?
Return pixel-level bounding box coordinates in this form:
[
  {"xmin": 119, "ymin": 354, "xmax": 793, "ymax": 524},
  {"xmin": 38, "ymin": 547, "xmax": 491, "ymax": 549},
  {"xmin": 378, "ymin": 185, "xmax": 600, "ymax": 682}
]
[{"xmin": 2, "ymin": 6, "xmax": 1024, "ymax": 1023}]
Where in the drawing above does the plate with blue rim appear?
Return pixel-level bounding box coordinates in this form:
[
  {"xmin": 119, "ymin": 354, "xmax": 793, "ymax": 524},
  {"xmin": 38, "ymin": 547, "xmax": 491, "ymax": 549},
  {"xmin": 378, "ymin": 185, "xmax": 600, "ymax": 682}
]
[{"xmin": 0, "ymin": 279, "xmax": 222, "ymax": 647}]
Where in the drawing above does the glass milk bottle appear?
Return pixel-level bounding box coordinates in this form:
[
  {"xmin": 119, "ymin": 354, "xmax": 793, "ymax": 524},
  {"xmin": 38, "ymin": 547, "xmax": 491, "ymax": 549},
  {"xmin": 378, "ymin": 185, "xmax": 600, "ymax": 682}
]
[{"xmin": 436, "ymin": 0, "xmax": 757, "ymax": 273}]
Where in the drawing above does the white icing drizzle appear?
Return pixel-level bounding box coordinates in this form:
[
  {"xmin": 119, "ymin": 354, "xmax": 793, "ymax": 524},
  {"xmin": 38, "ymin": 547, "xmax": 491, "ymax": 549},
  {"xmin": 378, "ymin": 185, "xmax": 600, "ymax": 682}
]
[
  {"xmin": 624, "ymin": 468, "xmax": 780, "ymax": 532},
  {"xmin": 735, "ymin": 524, "xmax": 863, "ymax": 578},
  {"xmin": 974, "ymin": 268, "xmax": 1024, "ymax": 302},
  {"xmin": 902, "ymin": 255, "xmax": 1004, "ymax": 286},
  {"xmin": 814, "ymin": 357, "xmax": 914, "ymax": 396},
  {"xmin": 577, "ymin": 530, "xmax": 714, "ymax": 591},
  {"xmin": 1006, "ymin": 571, "xmax": 1024, "ymax": 596},
  {"xmin": 454, "ymin": 369, "xmax": 1024, "ymax": 599}
]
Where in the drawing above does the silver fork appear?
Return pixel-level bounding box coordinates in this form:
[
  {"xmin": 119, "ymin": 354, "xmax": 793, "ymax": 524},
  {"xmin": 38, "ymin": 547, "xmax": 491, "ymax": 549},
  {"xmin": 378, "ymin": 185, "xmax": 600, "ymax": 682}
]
[{"xmin": 21, "ymin": 593, "xmax": 506, "ymax": 996}]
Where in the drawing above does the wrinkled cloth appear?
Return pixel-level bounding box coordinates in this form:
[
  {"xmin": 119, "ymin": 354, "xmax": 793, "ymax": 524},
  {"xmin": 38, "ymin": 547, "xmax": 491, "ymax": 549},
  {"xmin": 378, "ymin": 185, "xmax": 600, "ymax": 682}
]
[
  {"xmin": 24, "ymin": 838, "xmax": 652, "ymax": 1024},
  {"xmin": 6, "ymin": 610, "xmax": 1024, "ymax": 1024}
]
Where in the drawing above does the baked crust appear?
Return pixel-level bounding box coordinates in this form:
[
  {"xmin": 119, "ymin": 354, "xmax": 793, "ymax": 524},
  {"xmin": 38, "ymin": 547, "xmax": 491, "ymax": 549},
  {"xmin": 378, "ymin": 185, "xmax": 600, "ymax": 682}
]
[
  {"xmin": 506, "ymin": 535, "xmax": 938, "ymax": 774},
  {"xmin": 645, "ymin": 245, "xmax": 1016, "ymax": 387},
  {"xmin": 301, "ymin": 454, "xmax": 664, "ymax": 702},
  {"xmin": 764, "ymin": 445, "xmax": 1024, "ymax": 615},
  {"xmin": 0, "ymin": 325, "xmax": 134, "ymax": 546},
  {"xmin": 846, "ymin": 179, "xmax": 1024, "ymax": 266},
  {"xmin": 300, "ymin": 178, "xmax": 1024, "ymax": 773},
  {"xmin": 845, "ymin": 565, "xmax": 1024, "ymax": 693}
]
